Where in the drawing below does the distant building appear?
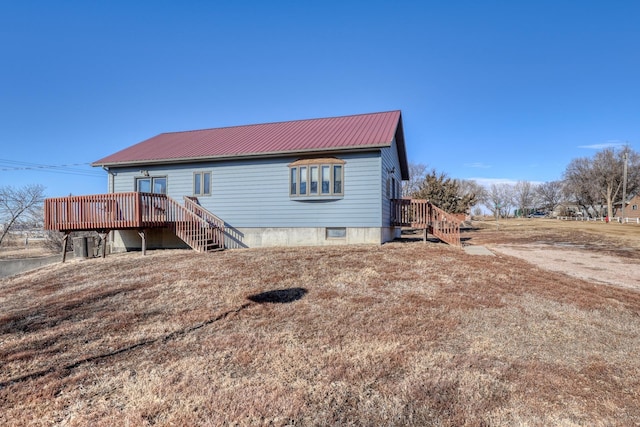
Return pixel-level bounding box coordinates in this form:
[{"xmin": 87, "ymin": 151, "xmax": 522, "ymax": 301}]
[{"xmin": 613, "ymin": 194, "xmax": 640, "ymax": 220}]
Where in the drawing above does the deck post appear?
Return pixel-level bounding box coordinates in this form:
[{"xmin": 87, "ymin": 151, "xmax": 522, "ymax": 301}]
[
  {"xmin": 424, "ymin": 227, "xmax": 427, "ymax": 243},
  {"xmin": 138, "ymin": 230, "xmax": 146, "ymax": 255},
  {"xmin": 98, "ymin": 231, "xmax": 110, "ymax": 258},
  {"xmin": 61, "ymin": 231, "xmax": 70, "ymax": 263}
]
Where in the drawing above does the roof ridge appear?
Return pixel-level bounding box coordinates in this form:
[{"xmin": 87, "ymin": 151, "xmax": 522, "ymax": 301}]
[{"xmin": 158, "ymin": 110, "xmax": 401, "ymax": 136}]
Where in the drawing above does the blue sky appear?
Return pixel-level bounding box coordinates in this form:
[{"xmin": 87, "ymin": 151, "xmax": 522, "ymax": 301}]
[{"xmin": 1, "ymin": 0, "xmax": 638, "ymax": 197}]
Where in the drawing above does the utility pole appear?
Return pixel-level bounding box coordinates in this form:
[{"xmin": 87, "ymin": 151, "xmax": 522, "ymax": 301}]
[{"xmin": 621, "ymin": 151, "xmax": 628, "ymax": 223}]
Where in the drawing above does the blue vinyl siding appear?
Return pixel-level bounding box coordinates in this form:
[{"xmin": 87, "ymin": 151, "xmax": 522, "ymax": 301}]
[{"xmin": 109, "ymin": 151, "xmax": 384, "ymax": 228}]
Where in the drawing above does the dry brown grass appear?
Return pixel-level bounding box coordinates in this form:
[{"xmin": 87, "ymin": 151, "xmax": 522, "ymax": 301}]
[
  {"xmin": 1, "ymin": 224, "xmax": 640, "ymax": 426},
  {"xmin": 0, "ymin": 237, "xmax": 55, "ymax": 260}
]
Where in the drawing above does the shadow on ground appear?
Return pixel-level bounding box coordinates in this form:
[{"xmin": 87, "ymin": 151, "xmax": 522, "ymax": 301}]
[{"xmin": 247, "ymin": 287, "xmax": 308, "ymax": 304}]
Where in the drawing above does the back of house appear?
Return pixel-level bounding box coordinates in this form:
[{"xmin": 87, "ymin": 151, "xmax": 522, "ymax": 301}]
[{"xmin": 90, "ymin": 110, "xmax": 409, "ymax": 251}]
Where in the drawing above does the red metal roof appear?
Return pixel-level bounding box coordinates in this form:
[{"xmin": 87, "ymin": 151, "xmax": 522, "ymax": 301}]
[{"xmin": 93, "ymin": 111, "xmax": 405, "ymax": 170}]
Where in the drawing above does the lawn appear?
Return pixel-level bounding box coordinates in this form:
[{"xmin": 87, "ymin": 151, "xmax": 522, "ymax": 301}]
[{"xmin": 1, "ymin": 222, "xmax": 639, "ymax": 426}]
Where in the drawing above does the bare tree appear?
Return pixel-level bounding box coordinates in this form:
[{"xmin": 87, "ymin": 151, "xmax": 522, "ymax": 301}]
[
  {"xmin": 536, "ymin": 181, "xmax": 564, "ymax": 215},
  {"xmin": 485, "ymin": 184, "xmax": 502, "ymax": 218},
  {"xmin": 563, "ymin": 157, "xmax": 602, "ymax": 217},
  {"xmin": 513, "ymin": 181, "xmax": 538, "ymax": 217},
  {"xmin": 0, "ymin": 184, "xmax": 46, "ymax": 247},
  {"xmin": 563, "ymin": 146, "xmax": 640, "ymax": 219},
  {"xmin": 593, "ymin": 148, "xmax": 625, "ymax": 219},
  {"xmin": 485, "ymin": 183, "xmax": 515, "ymax": 218},
  {"xmin": 402, "ymin": 162, "xmax": 428, "ymax": 197},
  {"xmin": 458, "ymin": 179, "xmax": 486, "ymax": 216}
]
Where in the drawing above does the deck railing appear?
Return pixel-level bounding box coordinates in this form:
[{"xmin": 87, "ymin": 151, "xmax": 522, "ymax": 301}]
[
  {"xmin": 44, "ymin": 192, "xmax": 170, "ymax": 231},
  {"xmin": 391, "ymin": 198, "xmax": 462, "ymax": 247}
]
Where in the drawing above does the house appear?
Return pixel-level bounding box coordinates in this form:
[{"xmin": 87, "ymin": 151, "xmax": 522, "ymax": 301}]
[
  {"xmin": 613, "ymin": 194, "xmax": 640, "ymax": 221},
  {"xmin": 88, "ymin": 111, "xmax": 410, "ymax": 251},
  {"xmin": 44, "ymin": 111, "xmax": 461, "ymax": 255}
]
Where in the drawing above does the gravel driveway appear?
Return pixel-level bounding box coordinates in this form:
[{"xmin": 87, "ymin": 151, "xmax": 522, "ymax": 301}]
[{"xmin": 490, "ymin": 243, "xmax": 640, "ymax": 292}]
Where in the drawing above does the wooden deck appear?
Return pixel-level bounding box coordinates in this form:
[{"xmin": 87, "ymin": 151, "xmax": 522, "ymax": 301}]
[
  {"xmin": 44, "ymin": 192, "xmax": 225, "ymax": 256},
  {"xmin": 391, "ymin": 198, "xmax": 462, "ymax": 247},
  {"xmin": 44, "ymin": 192, "xmax": 171, "ymax": 232}
]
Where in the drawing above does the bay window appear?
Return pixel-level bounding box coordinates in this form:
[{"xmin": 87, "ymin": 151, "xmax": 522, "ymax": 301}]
[{"xmin": 289, "ymin": 158, "xmax": 345, "ymax": 198}]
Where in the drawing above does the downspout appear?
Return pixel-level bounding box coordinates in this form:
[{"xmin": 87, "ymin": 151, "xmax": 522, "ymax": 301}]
[{"xmin": 102, "ymin": 166, "xmax": 115, "ymax": 251}]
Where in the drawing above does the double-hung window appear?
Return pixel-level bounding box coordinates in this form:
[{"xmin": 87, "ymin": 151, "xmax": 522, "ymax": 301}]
[
  {"xmin": 299, "ymin": 166, "xmax": 307, "ymax": 195},
  {"xmin": 289, "ymin": 158, "xmax": 345, "ymax": 198},
  {"xmin": 193, "ymin": 171, "xmax": 211, "ymax": 196},
  {"xmin": 310, "ymin": 166, "xmax": 319, "ymax": 194}
]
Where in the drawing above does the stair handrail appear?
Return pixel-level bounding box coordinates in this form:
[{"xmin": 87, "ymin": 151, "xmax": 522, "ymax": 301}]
[
  {"xmin": 183, "ymin": 197, "xmax": 225, "ymax": 230},
  {"xmin": 183, "ymin": 196, "xmax": 225, "ymax": 249},
  {"xmin": 162, "ymin": 196, "xmax": 211, "ymax": 252},
  {"xmin": 428, "ymin": 202, "xmax": 462, "ymax": 247},
  {"xmin": 390, "ymin": 198, "xmax": 462, "ymax": 247}
]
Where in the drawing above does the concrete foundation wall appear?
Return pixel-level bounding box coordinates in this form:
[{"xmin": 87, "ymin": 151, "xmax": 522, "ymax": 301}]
[
  {"xmin": 381, "ymin": 226, "xmax": 402, "ymax": 243},
  {"xmin": 110, "ymin": 226, "xmax": 401, "ymax": 252},
  {"xmin": 110, "ymin": 229, "xmax": 189, "ymax": 253},
  {"xmin": 229, "ymin": 227, "xmax": 383, "ymax": 248}
]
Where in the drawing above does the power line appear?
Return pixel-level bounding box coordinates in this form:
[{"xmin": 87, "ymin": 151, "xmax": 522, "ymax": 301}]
[{"xmin": 0, "ymin": 158, "xmax": 104, "ymax": 177}]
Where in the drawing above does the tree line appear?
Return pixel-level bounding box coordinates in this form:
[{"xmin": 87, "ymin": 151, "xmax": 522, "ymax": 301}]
[{"xmin": 404, "ymin": 145, "xmax": 640, "ymax": 219}]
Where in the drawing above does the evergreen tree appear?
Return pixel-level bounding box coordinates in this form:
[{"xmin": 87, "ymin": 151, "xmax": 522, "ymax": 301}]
[{"xmin": 413, "ymin": 169, "xmax": 477, "ymax": 214}]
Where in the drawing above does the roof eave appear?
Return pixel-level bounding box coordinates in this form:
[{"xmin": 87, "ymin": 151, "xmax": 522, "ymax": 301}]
[{"xmin": 92, "ymin": 144, "xmax": 392, "ymax": 168}]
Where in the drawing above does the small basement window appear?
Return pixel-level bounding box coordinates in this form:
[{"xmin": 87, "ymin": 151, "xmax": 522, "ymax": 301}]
[
  {"xmin": 289, "ymin": 158, "xmax": 345, "ymax": 198},
  {"xmin": 326, "ymin": 227, "xmax": 347, "ymax": 239}
]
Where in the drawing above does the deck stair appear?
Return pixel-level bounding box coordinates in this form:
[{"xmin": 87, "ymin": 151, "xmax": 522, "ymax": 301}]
[
  {"xmin": 180, "ymin": 196, "xmax": 225, "ymax": 252},
  {"xmin": 391, "ymin": 198, "xmax": 462, "ymax": 247}
]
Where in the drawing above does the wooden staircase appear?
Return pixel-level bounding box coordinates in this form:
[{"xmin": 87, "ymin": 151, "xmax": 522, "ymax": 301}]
[
  {"xmin": 391, "ymin": 198, "xmax": 462, "ymax": 247},
  {"xmin": 165, "ymin": 196, "xmax": 225, "ymax": 252}
]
